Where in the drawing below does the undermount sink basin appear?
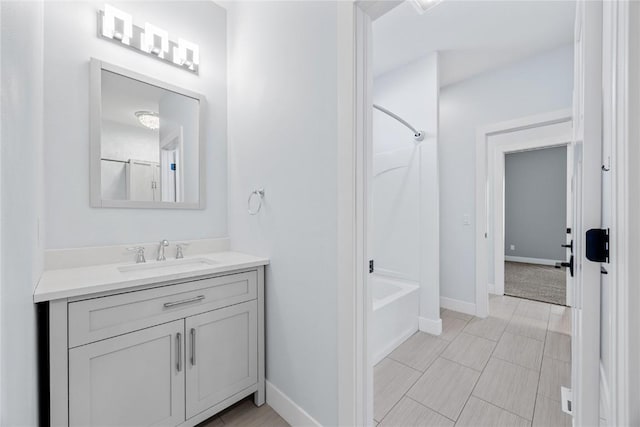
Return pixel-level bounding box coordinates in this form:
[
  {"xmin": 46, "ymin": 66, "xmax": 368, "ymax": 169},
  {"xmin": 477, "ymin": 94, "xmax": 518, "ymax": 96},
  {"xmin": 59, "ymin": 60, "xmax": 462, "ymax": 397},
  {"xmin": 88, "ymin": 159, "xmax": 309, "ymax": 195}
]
[{"xmin": 118, "ymin": 258, "xmax": 218, "ymax": 274}]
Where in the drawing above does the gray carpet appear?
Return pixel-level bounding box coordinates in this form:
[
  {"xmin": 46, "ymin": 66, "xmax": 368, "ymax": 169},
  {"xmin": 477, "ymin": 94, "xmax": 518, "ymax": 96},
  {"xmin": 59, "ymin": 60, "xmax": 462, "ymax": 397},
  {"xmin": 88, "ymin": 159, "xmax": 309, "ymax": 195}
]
[{"xmin": 504, "ymin": 261, "xmax": 567, "ymax": 306}]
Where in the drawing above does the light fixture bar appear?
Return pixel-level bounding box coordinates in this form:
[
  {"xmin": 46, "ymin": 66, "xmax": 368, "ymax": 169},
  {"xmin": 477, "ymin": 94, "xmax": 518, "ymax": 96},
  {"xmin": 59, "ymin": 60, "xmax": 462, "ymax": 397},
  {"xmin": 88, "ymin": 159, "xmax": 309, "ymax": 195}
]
[{"xmin": 97, "ymin": 6, "xmax": 199, "ymax": 75}]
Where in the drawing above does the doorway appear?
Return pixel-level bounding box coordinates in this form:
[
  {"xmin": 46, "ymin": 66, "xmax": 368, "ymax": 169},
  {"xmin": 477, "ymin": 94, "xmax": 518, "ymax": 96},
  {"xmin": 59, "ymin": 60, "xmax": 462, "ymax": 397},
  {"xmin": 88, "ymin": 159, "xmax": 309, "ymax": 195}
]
[
  {"xmin": 503, "ymin": 145, "xmax": 570, "ymax": 306},
  {"xmin": 351, "ymin": 1, "xmax": 604, "ymax": 426}
]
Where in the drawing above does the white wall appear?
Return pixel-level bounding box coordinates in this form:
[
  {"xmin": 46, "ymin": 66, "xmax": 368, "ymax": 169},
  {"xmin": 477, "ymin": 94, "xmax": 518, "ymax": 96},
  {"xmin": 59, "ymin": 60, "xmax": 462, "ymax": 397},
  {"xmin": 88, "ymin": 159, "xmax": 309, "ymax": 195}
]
[
  {"xmin": 102, "ymin": 120, "xmax": 158, "ymax": 162},
  {"xmin": 226, "ymin": 1, "xmax": 339, "ymax": 425},
  {"xmin": 0, "ymin": 1, "xmax": 45, "ymax": 425},
  {"xmin": 372, "ymin": 53, "xmax": 440, "ymax": 323},
  {"xmin": 439, "ymin": 44, "xmax": 574, "ymax": 304},
  {"xmin": 43, "ymin": 1, "xmax": 227, "ymax": 249}
]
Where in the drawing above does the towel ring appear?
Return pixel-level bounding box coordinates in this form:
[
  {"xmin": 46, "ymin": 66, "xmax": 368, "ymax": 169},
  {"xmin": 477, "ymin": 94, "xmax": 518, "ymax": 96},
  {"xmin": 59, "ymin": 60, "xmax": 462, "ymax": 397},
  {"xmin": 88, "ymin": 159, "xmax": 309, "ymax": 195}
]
[{"xmin": 248, "ymin": 188, "xmax": 265, "ymax": 215}]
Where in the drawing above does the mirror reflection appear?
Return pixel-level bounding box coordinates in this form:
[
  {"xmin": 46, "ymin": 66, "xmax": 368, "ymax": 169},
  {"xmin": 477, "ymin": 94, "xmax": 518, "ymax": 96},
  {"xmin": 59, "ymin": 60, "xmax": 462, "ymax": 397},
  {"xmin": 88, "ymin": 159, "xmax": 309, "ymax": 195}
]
[{"xmin": 100, "ymin": 70, "xmax": 199, "ymax": 203}]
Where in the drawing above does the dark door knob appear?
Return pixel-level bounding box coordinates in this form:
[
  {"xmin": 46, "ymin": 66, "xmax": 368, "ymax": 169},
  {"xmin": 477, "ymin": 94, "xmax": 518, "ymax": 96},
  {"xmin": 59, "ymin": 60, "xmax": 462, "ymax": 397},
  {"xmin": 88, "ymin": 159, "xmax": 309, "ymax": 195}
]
[
  {"xmin": 561, "ymin": 240, "xmax": 573, "ymax": 252},
  {"xmin": 556, "ymin": 256, "xmax": 574, "ymax": 277}
]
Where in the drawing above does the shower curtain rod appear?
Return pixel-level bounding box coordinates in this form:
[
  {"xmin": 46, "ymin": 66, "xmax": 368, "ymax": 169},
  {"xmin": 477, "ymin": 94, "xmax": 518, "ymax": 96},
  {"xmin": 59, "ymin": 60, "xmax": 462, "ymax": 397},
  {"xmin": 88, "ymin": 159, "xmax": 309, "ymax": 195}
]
[{"xmin": 373, "ymin": 104, "xmax": 425, "ymax": 142}]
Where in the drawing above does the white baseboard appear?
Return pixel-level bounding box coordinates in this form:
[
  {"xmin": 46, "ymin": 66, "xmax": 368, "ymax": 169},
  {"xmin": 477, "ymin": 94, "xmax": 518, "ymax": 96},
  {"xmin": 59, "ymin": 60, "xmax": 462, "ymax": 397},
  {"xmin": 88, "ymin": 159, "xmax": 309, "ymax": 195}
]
[
  {"xmin": 440, "ymin": 296, "xmax": 477, "ymax": 316},
  {"xmin": 505, "ymin": 256, "xmax": 562, "ymax": 266},
  {"xmin": 266, "ymin": 381, "xmax": 321, "ymax": 427},
  {"xmin": 372, "ymin": 325, "xmax": 417, "ymax": 366},
  {"xmin": 419, "ymin": 317, "xmax": 442, "ymax": 336},
  {"xmin": 487, "ymin": 284, "xmax": 504, "ymax": 296}
]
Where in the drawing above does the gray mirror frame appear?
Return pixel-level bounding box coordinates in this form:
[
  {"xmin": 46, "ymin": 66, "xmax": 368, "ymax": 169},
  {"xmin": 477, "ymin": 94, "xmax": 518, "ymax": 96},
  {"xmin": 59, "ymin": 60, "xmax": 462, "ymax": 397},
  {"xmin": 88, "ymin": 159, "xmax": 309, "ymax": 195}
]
[{"xmin": 90, "ymin": 58, "xmax": 206, "ymax": 209}]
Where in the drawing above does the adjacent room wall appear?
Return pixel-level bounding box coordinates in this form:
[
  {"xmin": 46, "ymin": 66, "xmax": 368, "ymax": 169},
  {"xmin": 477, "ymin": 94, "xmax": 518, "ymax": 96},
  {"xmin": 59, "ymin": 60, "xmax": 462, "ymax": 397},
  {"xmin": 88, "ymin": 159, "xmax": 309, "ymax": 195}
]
[
  {"xmin": 43, "ymin": 1, "xmax": 227, "ymax": 249},
  {"xmin": 504, "ymin": 146, "xmax": 567, "ymax": 262},
  {"xmin": 0, "ymin": 1, "xmax": 45, "ymax": 425},
  {"xmin": 226, "ymin": 1, "xmax": 338, "ymax": 425},
  {"xmin": 439, "ymin": 44, "xmax": 574, "ymax": 304},
  {"xmin": 373, "ymin": 53, "xmax": 440, "ymax": 324}
]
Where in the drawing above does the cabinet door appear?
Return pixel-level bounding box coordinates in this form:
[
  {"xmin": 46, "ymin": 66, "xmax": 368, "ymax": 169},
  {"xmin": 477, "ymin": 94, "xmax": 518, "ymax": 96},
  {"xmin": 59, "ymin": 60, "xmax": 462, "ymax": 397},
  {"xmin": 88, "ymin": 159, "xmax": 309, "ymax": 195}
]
[
  {"xmin": 69, "ymin": 320, "xmax": 185, "ymax": 427},
  {"xmin": 185, "ymin": 301, "xmax": 258, "ymax": 418}
]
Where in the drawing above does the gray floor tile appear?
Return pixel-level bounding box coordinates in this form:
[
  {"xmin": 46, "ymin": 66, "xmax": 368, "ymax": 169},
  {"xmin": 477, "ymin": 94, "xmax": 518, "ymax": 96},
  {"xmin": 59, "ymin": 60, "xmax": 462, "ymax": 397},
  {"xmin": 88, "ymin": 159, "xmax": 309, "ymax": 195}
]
[
  {"xmin": 456, "ymin": 397, "xmax": 530, "ymax": 427},
  {"xmin": 493, "ymin": 332, "xmax": 544, "ymax": 371},
  {"xmin": 548, "ymin": 311, "xmax": 571, "ymax": 335},
  {"xmin": 489, "ymin": 296, "xmax": 519, "ymax": 320},
  {"xmin": 463, "ymin": 317, "xmax": 508, "ymax": 341},
  {"xmin": 544, "ymin": 331, "xmax": 571, "ymax": 362},
  {"xmin": 516, "ymin": 299, "xmax": 551, "ymax": 322},
  {"xmin": 440, "ymin": 332, "xmax": 495, "ymax": 371},
  {"xmin": 440, "ymin": 316, "xmax": 469, "ymax": 341},
  {"xmin": 407, "ymin": 358, "xmax": 479, "ymax": 421},
  {"xmin": 379, "ymin": 397, "xmax": 454, "ymax": 427},
  {"xmin": 441, "ymin": 308, "xmax": 474, "ymax": 322},
  {"xmin": 550, "ymin": 305, "xmax": 568, "ymax": 316},
  {"xmin": 219, "ymin": 399, "xmax": 289, "ymax": 427},
  {"xmin": 506, "ymin": 315, "xmax": 547, "ymax": 341},
  {"xmin": 388, "ymin": 332, "xmax": 449, "ymax": 372},
  {"xmin": 533, "ymin": 394, "xmax": 572, "ymax": 427},
  {"xmin": 199, "ymin": 416, "xmax": 224, "ymax": 427},
  {"xmin": 538, "ymin": 357, "xmax": 571, "ymax": 402},
  {"xmin": 374, "ymin": 358, "xmax": 422, "ymax": 421},
  {"xmin": 473, "ymin": 358, "xmax": 539, "ymax": 420}
]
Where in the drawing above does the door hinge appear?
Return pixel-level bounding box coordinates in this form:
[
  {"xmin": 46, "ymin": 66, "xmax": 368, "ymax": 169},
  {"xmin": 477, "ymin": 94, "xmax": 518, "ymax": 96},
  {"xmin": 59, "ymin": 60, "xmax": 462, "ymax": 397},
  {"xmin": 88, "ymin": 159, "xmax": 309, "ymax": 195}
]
[
  {"xmin": 586, "ymin": 228, "xmax": 609, "ymax": 263},
  {"xmin": 369, "ymin": 260, "xmax": 374, "ymax": 274}
]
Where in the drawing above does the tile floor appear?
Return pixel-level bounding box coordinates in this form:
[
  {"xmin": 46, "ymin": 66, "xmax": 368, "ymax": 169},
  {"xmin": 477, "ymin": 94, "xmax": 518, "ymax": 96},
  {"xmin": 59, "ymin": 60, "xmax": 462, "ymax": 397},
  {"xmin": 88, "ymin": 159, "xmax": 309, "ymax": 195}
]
[
  {"xmin": 198, "ymin": 397, "xmax": 290, "ymax": 427},
  {"xmin": 374, "ymin": 295, "xmax": 572, "ymax": 427}
]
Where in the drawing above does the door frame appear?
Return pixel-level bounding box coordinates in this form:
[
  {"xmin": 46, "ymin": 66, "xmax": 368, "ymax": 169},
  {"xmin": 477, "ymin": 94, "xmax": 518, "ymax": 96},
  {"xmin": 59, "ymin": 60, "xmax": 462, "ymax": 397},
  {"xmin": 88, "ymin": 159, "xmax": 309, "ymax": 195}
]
[
  {"xmin": 477, "ymin": 109, "xmax": 573, "ymax": 311},
  {"xmin": 337, "ymin": 1, "xmax": 632, "ymax": 426}
]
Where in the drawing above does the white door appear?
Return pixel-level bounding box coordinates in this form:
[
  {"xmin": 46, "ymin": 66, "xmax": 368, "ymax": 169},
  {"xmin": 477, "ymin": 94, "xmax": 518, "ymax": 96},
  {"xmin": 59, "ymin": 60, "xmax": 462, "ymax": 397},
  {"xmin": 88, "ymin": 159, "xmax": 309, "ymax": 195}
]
[
  {"xmin": 185, "ymin": 301, "xmax": 258, "ymax": 419},
  {"xmin": 570, "ymin": 1, "xmax": 603, "ymax": 424},
  {"xmin": 69, "ymin": 320, "xmax": 186, "ymax": 427}
]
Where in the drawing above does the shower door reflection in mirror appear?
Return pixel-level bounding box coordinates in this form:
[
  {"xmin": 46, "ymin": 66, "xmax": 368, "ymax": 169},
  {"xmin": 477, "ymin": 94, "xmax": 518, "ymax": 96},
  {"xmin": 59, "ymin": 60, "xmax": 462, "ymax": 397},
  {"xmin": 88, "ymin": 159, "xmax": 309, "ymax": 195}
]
[{"xmin": 91, "ymin": 59, "xmax": 205, "ymax": 209}]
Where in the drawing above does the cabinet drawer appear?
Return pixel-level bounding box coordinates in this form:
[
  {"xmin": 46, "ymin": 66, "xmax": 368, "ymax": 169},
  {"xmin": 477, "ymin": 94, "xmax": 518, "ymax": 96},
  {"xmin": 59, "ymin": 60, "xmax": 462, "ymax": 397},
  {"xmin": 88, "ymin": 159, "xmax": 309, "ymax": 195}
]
[{"xmin": 68, "ymin": 271, "xmax": 257, "ymax": 348}]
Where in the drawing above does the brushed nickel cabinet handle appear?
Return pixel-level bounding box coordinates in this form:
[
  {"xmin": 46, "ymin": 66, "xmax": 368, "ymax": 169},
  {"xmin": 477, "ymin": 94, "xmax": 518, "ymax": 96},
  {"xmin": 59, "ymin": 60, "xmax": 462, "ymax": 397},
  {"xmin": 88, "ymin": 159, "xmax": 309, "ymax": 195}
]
[
  {"xmin": 190, "ymin": 328, "xmax": 196, "ymax": 366},
  {"xmin": 164, "ymin": 295, "xmax": 205, "ymax": 308},
  {"xmin": 176, "ymin": 332, "xmax": 182, "ymax": 372}
]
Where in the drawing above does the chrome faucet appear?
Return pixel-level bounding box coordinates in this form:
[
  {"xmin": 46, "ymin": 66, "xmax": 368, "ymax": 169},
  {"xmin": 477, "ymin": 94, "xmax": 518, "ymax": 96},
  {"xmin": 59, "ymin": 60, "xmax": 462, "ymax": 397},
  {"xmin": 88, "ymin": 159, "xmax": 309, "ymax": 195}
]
[
  {"xmin": 157, "ymin": 239, "xmax": 169, "ymax": 261},
  {"xmin": 127, "ymin": 246, "xmax": 146, "ymax": 263},
  {"xmin": 175, "ymin": 243, "xmax": 190, "ymax": 259}
]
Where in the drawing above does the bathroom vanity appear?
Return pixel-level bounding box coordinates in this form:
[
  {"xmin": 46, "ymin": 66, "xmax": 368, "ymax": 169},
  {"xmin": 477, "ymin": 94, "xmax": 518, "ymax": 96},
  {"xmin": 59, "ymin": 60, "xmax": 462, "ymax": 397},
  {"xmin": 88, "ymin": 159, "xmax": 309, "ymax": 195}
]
[{"xmin": 35, "ymin": 251, "xmax": 268, "ymax": 427}]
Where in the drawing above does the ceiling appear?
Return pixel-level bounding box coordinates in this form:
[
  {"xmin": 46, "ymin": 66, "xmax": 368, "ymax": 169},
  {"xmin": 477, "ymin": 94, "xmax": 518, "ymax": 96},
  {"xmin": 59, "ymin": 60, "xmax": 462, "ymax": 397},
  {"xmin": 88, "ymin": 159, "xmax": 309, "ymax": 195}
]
[
  {"xmin": 373, "ymin": 0, "xmax": 576, "ymax": 86},
  {"xmin": 102, "ymin": 70, "xmax": 165, "ymax": 129}
]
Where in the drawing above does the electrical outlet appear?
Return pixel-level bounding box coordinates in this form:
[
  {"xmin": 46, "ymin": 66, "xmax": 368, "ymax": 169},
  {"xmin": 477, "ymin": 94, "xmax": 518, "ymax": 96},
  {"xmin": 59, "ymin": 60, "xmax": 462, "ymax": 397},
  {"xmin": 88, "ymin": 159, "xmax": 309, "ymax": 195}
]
[
  {"xmin": 510, "ymin": 244, "xmax": 515, "ymax": 251},
  {"xmin": 463, "ymin": 214, "xmax": 471, "ymax": 226}
]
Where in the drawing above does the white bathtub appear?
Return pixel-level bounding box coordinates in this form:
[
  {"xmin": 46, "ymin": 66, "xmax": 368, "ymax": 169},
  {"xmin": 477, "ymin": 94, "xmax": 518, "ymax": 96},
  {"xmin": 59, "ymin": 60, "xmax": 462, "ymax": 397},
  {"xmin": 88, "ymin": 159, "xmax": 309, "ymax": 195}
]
[{"xmin": 370, "ymin": 274, "xmax": 419, "ymax": 365}]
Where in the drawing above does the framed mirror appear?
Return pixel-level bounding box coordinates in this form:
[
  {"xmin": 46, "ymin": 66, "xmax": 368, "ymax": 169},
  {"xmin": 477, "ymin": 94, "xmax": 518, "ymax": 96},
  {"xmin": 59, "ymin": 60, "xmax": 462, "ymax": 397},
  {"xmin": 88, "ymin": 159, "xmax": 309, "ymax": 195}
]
[{"xmin": 90, "ymin": 58, "xmax": 205, "ymax": 209}]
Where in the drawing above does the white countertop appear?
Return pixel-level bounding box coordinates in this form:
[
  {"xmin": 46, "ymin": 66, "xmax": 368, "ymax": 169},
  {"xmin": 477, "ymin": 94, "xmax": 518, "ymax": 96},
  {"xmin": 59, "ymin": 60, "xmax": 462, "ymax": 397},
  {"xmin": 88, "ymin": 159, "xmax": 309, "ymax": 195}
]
[{"xmin": 34, "ymin": 251, "xmax": 269, "ymax": 303}]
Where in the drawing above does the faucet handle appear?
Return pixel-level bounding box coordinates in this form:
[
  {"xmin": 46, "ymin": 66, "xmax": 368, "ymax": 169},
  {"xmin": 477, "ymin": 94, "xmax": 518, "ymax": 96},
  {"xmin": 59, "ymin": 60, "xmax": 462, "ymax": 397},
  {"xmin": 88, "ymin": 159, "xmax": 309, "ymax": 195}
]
[
  {"xmin": 175, "ymin": 243, "xmax": 190, "ymax": 259},
  {"xmin": 127, "ymin": 246, "xmax": 146, "ymax": 263}
]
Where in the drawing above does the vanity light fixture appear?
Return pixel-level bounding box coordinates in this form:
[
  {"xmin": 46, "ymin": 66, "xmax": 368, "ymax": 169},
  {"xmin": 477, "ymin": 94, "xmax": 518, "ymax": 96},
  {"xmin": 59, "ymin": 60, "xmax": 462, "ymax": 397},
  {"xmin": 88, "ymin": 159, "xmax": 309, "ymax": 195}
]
[
  {"xmin": 101, "ymin": 4, "xmax": 133, "ymax": 45},
  {"xmin": 135, "ymin": 111, "xmax": 159, "ymax": 130},
  {"xmin": 97, "ymin": 4, "xmax": 200, "ymax": 74},
  {"xmin": 142, "ymin": 23, "xmax": 169, "ymax": 59},
  {"xmin": 174, "ymin": 38, "xmax": 200, "ymax": 71},
  {"xmin": 411, "ymin": 0, "xmax": 443, "ymax": 14}
]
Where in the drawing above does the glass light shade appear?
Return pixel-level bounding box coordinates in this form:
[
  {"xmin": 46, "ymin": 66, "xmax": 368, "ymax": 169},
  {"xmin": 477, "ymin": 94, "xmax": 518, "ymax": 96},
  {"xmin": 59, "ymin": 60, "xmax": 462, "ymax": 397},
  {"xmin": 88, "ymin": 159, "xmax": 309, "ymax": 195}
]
[
  {"xmin": 135, "ymin": 111, "xmax": 159, "ymax": 130},
  {"xmin": 412, "ymin": 0, "xmax": 443, "ymax": 14},
  {"xmin": 173, "ymin": 38, "xmax": 200, "ymax": 70},
  {"xmin": 102, "ymin": 4, "xmax": 133, "ymax": 45},
  {"xmin": 143, "ymin": 23, "xmax": 169, "ymax": 58}
]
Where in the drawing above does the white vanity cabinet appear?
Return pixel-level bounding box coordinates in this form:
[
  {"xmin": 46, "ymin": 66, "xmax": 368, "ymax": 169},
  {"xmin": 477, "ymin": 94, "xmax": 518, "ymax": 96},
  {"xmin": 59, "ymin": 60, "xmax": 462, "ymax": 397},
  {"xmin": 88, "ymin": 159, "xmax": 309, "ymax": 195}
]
[
  {"xmin": 68, "ymin": 320, "xmax": 186, "ymax": 427},
  {"xmin": 43, "ymin": 266, "xmax": 265, "ymax": 427}
]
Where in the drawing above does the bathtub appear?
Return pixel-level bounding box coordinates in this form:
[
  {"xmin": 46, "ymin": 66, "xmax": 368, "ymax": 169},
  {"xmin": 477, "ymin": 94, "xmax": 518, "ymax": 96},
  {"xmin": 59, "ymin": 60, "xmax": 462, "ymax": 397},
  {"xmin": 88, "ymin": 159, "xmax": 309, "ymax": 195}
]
[{"xmin": 370, "ymin": 274, "xmax": 420, "ymax": 365}]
